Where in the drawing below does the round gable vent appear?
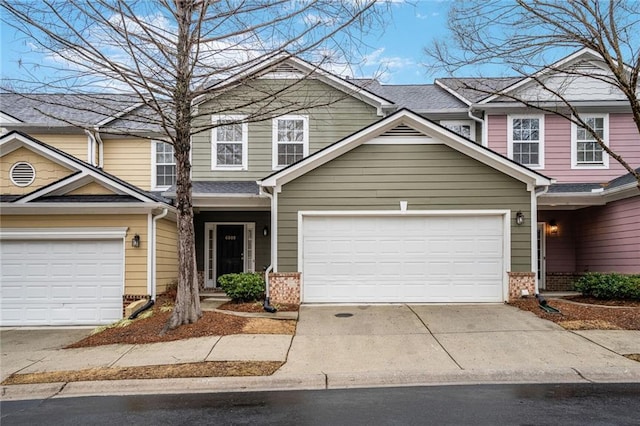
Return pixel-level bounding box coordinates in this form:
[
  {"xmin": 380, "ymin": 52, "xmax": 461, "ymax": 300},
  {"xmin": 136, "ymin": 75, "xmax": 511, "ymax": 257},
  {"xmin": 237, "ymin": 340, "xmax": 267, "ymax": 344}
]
[{"xmin": 10, "ymin": 162, "xmax": 36, "ymax": 187}]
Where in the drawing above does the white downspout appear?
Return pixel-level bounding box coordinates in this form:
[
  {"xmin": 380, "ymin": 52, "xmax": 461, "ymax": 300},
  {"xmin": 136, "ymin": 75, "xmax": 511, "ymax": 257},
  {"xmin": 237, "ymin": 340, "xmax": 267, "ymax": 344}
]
[
  {"xmin": 85, "ymin": 130, "xmax": 97, "ymax": 166},
  {"xmin": 260, "ymin": 187, "xmax": 275, "ymax": 300},
  {"xmin": 468, "ymin": 106, "xmax": 486, "ymax": 146},
  {"xmin": 151, "ymin": 208, "xmax": 169, "ymax": 300},
  {"xmin": 94, "ymin": 129, "xmax": 105, "ymax": 168}
]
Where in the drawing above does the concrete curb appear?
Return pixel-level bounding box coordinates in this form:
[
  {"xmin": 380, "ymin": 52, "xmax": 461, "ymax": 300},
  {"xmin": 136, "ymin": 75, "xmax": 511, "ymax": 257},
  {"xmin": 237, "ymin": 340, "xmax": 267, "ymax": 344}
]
[{"xmin": 3, "ymin": 367, "xmax": 640, "ymax": 401}]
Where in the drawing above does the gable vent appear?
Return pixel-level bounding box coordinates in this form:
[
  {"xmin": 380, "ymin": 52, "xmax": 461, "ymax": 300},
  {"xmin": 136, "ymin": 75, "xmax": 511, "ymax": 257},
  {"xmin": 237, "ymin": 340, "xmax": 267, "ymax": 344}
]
[
  {"xmin": 10, "ymin": 162, "xmax": 36, "ymax": 187},
  {"xmin": 271, "ymin": 62, "xmax": 300, "ymax": 74},
  {"xmin": 379, "ymin": 125, "xmax": 424, "ymax": 138}
]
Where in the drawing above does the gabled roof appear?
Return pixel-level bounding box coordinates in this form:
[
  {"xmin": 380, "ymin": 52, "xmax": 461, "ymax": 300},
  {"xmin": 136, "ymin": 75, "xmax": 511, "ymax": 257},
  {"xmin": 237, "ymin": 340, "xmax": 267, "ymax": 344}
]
[
  {"xmin": 0, "ymin": 131, "xmax": 171, "ymax": 206},
  {"xmin": 435, "ymin": 78, "xmax": 522, "ymax": 105},
  {"xmin": 259, "ymin": 108, "xmax": 552, "ymax": 190},
  {"xmin": 0, "ymin": 93, "xmax": 141, "ymax": 128},
  {"xmin": 478, "ymin": 48, "xmax": 620, "ymax": 105},
  {"xmin": 192, "ymin": 54, "xmax": 396, "ymax": 116},
  {"xmin": 367, "ymin": 84, "xmax": 469, "ymax": 112}
]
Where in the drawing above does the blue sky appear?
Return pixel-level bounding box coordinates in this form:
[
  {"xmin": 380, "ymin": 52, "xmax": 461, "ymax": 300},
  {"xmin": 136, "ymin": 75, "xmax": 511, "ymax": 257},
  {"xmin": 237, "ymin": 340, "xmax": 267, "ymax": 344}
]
[{"xmin": 0, "ymin": 1, "xmax": 454, "ymax": 86}]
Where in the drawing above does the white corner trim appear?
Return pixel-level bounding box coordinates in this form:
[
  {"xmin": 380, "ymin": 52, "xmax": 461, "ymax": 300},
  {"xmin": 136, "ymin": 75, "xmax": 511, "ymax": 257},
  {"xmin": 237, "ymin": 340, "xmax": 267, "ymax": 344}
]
[{"xmin": 0, "ymin": 227, "xmax": 128, "ymax": 240}]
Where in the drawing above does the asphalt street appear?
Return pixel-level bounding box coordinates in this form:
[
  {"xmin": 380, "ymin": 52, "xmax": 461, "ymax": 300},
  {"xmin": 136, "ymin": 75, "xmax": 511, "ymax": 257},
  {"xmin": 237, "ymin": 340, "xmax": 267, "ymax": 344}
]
[{"xmin": 2, "ymin": 383, "xmax": 640, "ymax": 425}]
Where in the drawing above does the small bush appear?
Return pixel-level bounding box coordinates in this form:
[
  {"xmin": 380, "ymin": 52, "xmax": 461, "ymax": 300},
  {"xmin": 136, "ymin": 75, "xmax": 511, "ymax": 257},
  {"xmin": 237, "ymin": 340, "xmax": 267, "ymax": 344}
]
[
  {"xmin": 574, "ymin": 273, "xmax": 640, "ymax": 300},
  {"xmin": 218, "ymin": 272, "xmax": 265, "ymax": 302}
]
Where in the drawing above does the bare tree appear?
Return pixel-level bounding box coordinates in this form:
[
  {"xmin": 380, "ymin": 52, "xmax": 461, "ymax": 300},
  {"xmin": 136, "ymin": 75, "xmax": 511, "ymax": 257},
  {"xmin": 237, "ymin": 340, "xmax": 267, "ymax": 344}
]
[
  {"xmin": 425, "ymin": 0, "xmax": 640, "ymax": 188},
  {"xmin": 1, "ymin": 0, "xmax": 387, "ymax": 330}
]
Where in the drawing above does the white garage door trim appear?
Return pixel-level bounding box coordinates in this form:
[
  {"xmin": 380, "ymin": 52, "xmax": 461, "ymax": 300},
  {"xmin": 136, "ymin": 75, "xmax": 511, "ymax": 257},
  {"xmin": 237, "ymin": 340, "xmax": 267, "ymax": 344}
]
[
  {"xmin": 1, "ymin": 227, "xmax": 127, "ymax": 326},
  {"xmin": 298, "ymin": 210, "xmax": 511, "ymax": 303}
]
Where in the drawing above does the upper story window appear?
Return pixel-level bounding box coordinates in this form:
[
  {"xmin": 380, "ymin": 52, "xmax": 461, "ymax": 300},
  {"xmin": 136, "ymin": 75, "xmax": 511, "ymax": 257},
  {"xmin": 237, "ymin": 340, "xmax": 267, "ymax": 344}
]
[
  {"xmin": 507, "ymin": 115, "xmax": 544, "ymax": 168},
  {"xmin": 272, "ymin": 115, "xmax": 308, "ymax": 169},
  {"xmin": 212, "ymin": 115, "xmax": 248, "ymax": 170},
  {"xmin": 152, "ymin": 141, "xmax": 176, "ymax": 190},
  {"xmin": 440, "ymin": 120, "xmax": 475, "ymax": 142},
  {"xmin": 572, "ymin": 114, "xmax": 609, "ymax": 169}
]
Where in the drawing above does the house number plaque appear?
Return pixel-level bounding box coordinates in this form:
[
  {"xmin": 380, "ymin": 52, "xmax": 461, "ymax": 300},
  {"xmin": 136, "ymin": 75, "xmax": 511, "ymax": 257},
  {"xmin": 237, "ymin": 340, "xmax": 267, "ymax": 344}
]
[{"xmin": 224, "ymin": 235, "xmax": 237, "ymax": 241}]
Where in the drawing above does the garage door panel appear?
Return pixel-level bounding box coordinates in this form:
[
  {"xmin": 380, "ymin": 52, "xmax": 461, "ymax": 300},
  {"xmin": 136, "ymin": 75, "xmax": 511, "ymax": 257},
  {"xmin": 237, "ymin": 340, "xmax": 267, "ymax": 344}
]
[
  {"xmin": 302, "ymin": 214, "xmax": 505, "ymax": 303},
  {"xmin": 1, "ymin": 239, "xmax": 124, "ymax": 326}
]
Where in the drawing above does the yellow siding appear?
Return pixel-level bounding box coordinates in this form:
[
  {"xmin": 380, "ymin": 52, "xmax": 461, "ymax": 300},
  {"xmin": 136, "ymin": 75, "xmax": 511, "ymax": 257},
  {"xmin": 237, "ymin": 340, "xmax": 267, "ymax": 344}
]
[
  {"xmin": 1, "ymin": 147, "xmax": 74, "ymax": 195},
  {"xmin": 0, "ymin": 214, "xmax": 149, "ymax": 296},
  {"xmin": 66, "ymin": 181, "xmax": 116, "ymax": 195},
  {"xmin": 102, "ymin": 138, "xmax": 152, "ymax": 190},
  {"xmin": 30, "ymin": 134, "xmax": 88, "ymax": 161},
  {"xmin": 155, "ymin": 218, "xmax": 179, "ymax": 294}
]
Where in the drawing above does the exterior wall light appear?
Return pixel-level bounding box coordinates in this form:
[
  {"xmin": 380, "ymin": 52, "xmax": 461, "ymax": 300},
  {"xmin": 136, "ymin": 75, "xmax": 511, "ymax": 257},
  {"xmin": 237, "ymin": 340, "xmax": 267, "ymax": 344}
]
[
  {"xmin": 515, "ymin": 211, "xmax": 525, "ymax": 226},
  {"xmin": 263, "ymin": 225, "xmax": 269, "ymax": 237},
  {"xmin": 549, "ymin": 220, "xmax": 558, "ymax": 236},
  {"xmin": 132, "ymin": 234, "xmax": 141, "ymax": 248}
]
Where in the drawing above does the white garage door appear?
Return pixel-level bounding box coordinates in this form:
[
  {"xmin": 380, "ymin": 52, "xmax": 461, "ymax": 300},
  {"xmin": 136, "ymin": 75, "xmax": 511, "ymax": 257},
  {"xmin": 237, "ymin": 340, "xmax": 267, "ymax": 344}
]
[
  {"xmin": 1, "ymin": 239, "xmax": 124, "ymax": 326},
  {"xmin": 302, "ymin": 214, "xmax": 505, "ymax": 303}
]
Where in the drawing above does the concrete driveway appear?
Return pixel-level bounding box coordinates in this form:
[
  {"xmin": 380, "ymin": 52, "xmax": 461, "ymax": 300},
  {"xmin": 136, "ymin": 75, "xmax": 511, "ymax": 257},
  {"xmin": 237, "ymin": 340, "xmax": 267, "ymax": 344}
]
[{"xmin": 276, "ymin": 304, "xmax": 640, "ymax": 385}]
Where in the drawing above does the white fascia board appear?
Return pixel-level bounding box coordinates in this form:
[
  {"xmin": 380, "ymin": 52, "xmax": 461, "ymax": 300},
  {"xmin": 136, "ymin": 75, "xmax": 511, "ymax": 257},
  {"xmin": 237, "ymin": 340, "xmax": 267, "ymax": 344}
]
[
  {"xmin": 192, "ymin": 55, "xmax": 394, "ymax": 113},
  {"xmin": 539, "ymin": 182, "xmax": 638, "ymax": 206},
  {"xmin": 479, "ymin": 48, "xmax": 604, "ymax": 105},
  {"xmin": 0, "ymin": 112, "xmax": 22, "ymax": 124},
  {"xmin": 0, "ymin": 133, "xmax": 80, "ymax": 168},
  {"xmin": 16, "ymin": 169, "xmax": 156, "ymax": 204},
  {"xmin": 0, "ymin": 227, "xmax": 128, "ymax": 240},
  {"xmin": 434, "ymin": 80, "xmax": 473, "ymax": 105},
  {"xmin": 260, "ymin": 109, "xmax": 551, "ymax": 189},
  {"xmin": 259, "ymin": 117, "xmax": 402, "ymax": 188},
  {"xmin": 0, "ymin": 203, "xmax": 173, "ymax": 215}
]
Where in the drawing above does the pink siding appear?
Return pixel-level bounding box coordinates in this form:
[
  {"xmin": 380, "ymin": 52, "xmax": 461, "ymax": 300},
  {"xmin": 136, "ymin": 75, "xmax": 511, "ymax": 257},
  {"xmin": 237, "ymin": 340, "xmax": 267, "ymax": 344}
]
[
  {"xmin": 487, "ymin": 113, "xmax": 640, "ymax": 183},
  {"xmin": 487, "ymin": 115, "xmax": 507, "ymax": 156},
  {"xmin": 575, "ymin": 196, "xmax": 640, "ymax": 273},
  {"xmin": 538, "ymin": 211, "xmax": 576, "ymax": 273}
]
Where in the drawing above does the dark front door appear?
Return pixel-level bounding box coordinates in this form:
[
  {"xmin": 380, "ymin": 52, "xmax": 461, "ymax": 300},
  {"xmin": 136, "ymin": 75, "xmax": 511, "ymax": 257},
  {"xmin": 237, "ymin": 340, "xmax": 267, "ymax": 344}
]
[{"xmin": 216, "ymin": 225, "xmax": 244, "ymax": 281}]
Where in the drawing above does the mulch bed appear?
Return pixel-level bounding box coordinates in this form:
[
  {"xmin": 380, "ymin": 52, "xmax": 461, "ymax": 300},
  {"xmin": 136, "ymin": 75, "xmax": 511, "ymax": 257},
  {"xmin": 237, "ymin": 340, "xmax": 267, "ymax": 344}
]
[
  {"xmin": 218, "ymin": 301, "xmax": 300, "ymax": 313},
  {"xmin": 509, "ymin": 297, "xmax": 640, "ymax": 330}
]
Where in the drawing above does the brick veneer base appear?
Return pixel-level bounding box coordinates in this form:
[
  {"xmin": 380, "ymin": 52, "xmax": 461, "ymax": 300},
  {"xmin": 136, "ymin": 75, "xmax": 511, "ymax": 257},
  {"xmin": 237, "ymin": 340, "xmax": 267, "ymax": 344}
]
[
  {"xmin": 508, "ymin": 272, "xmax": 536, "ymax": 301},
  {"xmin": 268, "ymin": 272, "xmax": 301, "ymax": 305},
  {"xmin": 544, "ymin": 272, "xmax": 582, "ymax": 291}
]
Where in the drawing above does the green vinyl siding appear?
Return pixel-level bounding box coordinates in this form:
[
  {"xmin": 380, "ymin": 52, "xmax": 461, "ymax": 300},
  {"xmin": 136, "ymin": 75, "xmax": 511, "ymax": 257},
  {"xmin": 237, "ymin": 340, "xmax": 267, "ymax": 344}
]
[
  {"xmin": 277, "ymin": 143, "xmax": 532, "ymax": 273},
  {"xmin": 191, "ymin": 79, "xmax": 379, "ymax": 181}
]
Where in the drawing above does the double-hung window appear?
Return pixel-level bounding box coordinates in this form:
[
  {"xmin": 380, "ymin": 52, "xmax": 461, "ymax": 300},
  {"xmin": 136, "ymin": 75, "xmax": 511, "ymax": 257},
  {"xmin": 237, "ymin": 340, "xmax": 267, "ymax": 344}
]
[
  {"xmin": 212, "ymin": 115, "xmax": 248, "ymax": 170},
  {"xmin": 572, "ymin": 114, "xmax": 609, "ymax": 168},
  {"xmin": 153, "ymin": 141, "xmax": 176, "ymax": 190},
  {"xmin": 272, "ymin": 115, "xmax": 308, "ymax": 169},
  {"xmin": 508, "ymin": 115, "xmax": 544, "ymax": 168}
]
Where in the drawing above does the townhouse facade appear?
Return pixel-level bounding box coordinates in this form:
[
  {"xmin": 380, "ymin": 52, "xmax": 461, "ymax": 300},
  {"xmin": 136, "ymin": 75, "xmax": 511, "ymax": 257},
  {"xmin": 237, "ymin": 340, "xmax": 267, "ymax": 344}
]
[{"xmin": 1, "ymin": 48, "xmax": 637, "ymax": 326}]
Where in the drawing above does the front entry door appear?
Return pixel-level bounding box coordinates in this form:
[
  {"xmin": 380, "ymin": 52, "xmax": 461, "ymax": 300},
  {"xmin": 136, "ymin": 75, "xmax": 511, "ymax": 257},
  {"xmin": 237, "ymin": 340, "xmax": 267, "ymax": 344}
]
[{"xmin": 216, "ymin": 225, "xmax": 245, "ymax": 281}]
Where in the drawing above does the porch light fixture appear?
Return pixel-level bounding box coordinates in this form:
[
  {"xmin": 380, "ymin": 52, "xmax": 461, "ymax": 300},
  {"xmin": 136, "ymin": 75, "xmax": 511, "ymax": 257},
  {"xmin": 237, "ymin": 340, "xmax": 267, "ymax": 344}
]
[
  {"xmin": 132, "ymin": 234, "xmax": 141, "ymax": 248},
  {"xmin": 263, "ymin": 225, "xmax": 269, "ymax": 237},
  {"xmin": 515, "ymin": 211, "xmax": 525, "ymax": 226},
  {"xmin": 549, "ymin": 220, "xmax": 558, "ymax": 236}
]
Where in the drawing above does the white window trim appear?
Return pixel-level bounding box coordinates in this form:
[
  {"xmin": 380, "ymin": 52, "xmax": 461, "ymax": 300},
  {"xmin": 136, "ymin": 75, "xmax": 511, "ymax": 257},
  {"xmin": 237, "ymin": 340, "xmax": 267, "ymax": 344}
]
[
  {"xmin": 439, "ymin": 120, "xmax": 476, "ymax": 142},
  {"xmin": 507, "ymin": 114, "xmax": 545, "ymax": 169},
  {"xmin": 571, "ymin": 113, "xmax": 609, "ymax": 169},
  {"xmin": 211, "ymin": 115, "xmax": 248, "ymax": 171},
  {"xmin": 272, "ymin": 114, "xmax": 309, "ymax": 170},
  {"xmin": 151, "ymin": 141, "xmax": 176, "ymax": 191}
]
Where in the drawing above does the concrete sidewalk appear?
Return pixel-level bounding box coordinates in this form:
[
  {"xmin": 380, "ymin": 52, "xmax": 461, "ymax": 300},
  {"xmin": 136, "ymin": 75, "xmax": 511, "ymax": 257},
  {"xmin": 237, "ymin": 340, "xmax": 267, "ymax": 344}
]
[{"xmin": 2, "ymin": 304, "xmax": 639, "ymax": 400}]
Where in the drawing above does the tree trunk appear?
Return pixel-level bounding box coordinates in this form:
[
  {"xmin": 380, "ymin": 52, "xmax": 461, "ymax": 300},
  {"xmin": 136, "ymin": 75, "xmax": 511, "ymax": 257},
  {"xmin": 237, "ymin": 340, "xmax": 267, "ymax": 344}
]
[{"xmin": 164, "ymin": 141, "xmax": 202, "ymax": 331}]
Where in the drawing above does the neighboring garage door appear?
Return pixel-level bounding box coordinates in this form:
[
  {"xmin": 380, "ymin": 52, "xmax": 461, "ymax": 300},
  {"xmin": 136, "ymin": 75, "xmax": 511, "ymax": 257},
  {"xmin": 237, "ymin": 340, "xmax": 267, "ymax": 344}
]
[
  {"xmin": 302, "ymin": 214, "xmax": 505, "ymax": 303},
  {"xmin": 1, "ymin": 239, "xmax": 124, "ymax": 326}
]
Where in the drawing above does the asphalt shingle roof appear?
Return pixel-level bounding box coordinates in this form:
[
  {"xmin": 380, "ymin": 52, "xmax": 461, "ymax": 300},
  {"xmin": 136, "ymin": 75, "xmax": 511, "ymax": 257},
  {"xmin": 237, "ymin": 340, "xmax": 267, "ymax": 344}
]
[
  {"xmin": 436, "ymin": 77, "xmax": 523, "ymax": 104},
  {"xmin": 190, "ymin": 181, "xmax": 260, "ymax": 195}
]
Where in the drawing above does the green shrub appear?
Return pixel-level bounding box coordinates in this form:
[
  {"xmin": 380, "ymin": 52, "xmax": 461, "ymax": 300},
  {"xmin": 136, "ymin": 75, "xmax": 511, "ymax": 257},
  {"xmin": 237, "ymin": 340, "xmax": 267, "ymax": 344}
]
[
  {"xmin": 574, "ymin": 273, "xmax": 640, "ymax": 300},
  {"xmin": 218, "ymin": 273, "xmax": 265, "ymax": 302}
]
